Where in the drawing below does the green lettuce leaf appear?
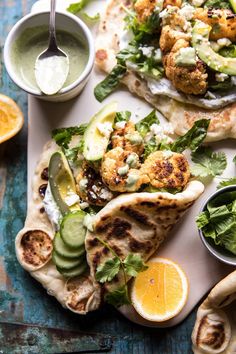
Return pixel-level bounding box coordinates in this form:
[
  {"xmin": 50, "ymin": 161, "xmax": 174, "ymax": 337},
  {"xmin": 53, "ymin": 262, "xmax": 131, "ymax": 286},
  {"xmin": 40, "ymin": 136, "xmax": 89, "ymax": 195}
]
[
  {"xmin": 170, "ymin": 119, "xmax": 210, "ymax": 153},
  {"xmin": 115, "ymin": 111, "xmax": 131, "ymax": 123},
  {"xmin": 135, "ymin": 110, "xmax": 159, "ymax": 137},
  {"xmin": 191, "ymin": 146, "xmax": 227, "ymax": 178},
  {"xmin": 52, "ymin": 124, "xmax": 88, "ymax": 149}
]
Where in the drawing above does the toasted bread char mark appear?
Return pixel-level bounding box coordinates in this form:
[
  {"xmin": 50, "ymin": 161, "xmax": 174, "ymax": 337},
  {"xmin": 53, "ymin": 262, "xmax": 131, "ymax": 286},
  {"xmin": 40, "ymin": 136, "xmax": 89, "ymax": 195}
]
[
  {"xmin": 21, "ymin": 230, "xmax": 52, "ymax": 267},
  {"xmin": 196, "ymin": 315, "xmax": 226, "ymax": 350}
]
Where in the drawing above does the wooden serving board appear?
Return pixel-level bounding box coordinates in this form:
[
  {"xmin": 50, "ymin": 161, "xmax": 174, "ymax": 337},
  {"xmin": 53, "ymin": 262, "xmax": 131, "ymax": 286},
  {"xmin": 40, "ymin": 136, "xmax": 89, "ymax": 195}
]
[{"xmin": 28, "ymin": 0, "xmax": 234, "ymax": 328}]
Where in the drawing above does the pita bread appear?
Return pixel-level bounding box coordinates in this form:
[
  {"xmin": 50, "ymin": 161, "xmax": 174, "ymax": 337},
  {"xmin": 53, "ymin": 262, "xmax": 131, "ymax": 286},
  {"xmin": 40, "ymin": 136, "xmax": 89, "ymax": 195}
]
[
  {"xmin": 15, "ymin": 139, "xmax": 204, "ymax": 314},
  {"xmin": 192, "ymin": 270, "xmax": 236, "ymax": 354},
  {"xmin": 95, "ymin": 0, "xmax": 236, "ymax": 142}
]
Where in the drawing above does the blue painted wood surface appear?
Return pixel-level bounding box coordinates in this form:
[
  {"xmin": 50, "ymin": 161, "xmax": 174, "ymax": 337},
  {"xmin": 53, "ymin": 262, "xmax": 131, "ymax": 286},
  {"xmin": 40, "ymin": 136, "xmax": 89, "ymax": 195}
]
[{"xmin": 0, "ymin": 1, "xmax": 199, "ymax": 352}]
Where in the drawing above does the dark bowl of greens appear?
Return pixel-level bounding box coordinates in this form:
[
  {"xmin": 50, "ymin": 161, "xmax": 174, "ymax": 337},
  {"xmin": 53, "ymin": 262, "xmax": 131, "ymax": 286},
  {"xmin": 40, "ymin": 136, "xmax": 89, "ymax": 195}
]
[{"xmin": 197, "ymin": 185, "xmax": 236, "ymax": 266}]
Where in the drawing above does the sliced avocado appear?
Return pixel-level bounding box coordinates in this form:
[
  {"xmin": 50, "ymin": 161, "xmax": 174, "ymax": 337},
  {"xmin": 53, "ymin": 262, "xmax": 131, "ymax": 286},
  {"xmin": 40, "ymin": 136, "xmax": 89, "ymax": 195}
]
[
  {"xmin": 192, "ymin": 21, "xmax": 236, "ymax": 75},
  {"xmin": 53, "ymin": 233, "xmax": 85, "ymax": 259},
  {"xmin": 57, "ymin": 262, "xmax": 88, "ymax": 278},
  {"xmin": 60, "ymin": 211, "xmax": 86, "ymax": 249},
  {"xmin": 52, "ymin": 249, "xmax": 85, "ymax": 270},
  {"xmin": 49, "ymin": 151, "xmax": 80, "ymax": 215},
  {"xmin": 83, "ymin": 102, "xmax": 117, "ymax": 161},
  {"xmin": 229, "ymin": 0, "xmax": 236, "ymax": 13}
]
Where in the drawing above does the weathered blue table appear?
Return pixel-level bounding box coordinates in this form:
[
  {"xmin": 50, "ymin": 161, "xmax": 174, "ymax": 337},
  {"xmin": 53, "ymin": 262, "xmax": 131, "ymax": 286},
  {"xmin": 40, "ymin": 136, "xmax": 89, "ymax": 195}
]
[{"xmin": 0, "ymin": 1, "xmax": 198, "ymax": 352}]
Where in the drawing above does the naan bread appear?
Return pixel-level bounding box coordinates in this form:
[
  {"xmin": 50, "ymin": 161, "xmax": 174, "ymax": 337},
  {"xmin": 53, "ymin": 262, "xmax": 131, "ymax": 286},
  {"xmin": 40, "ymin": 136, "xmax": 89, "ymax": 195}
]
[
  {"xmin": 15, "ymin": 140, "xmax": 101, "ymax": 314},
  {"xmin": 96, "ymin": 0, "xmax": 236, "ymax": 142},
  {"xmin": 86, "ymin": 180, "xmax": 204, "ymax": 294},
  {"xmin": 192, "ymin": 270, "xmax": 236, "ymax": 354},
  {"xmin": 15, "ymin": 140, "xmax": 204, "ymax": 314}
]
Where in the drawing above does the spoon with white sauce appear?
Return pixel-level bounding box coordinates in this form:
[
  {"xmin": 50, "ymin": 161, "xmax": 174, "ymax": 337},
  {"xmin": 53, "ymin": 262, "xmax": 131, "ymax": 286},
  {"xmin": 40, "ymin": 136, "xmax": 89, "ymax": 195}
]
[{"xmin": 34, "ymin": 0, "xmax": 69, "ymax": 95}]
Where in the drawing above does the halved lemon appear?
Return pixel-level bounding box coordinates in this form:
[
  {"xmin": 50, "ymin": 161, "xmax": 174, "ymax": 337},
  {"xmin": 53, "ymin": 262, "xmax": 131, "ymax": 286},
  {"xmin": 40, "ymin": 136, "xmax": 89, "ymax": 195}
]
[
  {"xmin": 131, "ymin": 257, "xmax": 189, "ymax": 322},
  {"xmin": 0, "ymin": 94, "xmax": 24, "ymax": 144}
]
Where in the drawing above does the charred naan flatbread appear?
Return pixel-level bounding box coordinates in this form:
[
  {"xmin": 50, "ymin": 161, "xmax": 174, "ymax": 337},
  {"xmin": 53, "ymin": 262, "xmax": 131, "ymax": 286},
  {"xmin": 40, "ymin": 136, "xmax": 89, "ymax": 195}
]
[
  {"xmin": 192, "ymin": 270, "xmax": 236, "ymax": 354},
  {"xmin": 15, "ymin": 140, "xmax": 204, "ymax": 314},
  {"xmin": 95, "ymin": 0, "xmax": 236, "ymax": 142}
]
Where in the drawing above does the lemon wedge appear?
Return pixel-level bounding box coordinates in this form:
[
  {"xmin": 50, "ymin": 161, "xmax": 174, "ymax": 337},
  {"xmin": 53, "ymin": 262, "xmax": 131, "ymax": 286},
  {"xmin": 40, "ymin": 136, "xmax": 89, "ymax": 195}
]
[
  {"xmin": 131, "ymin": 257, "xmax": 189, "ymax": 322},
  {"xmin": 0, "ymin": 94, "xmax": 24, "ymax": 144}
]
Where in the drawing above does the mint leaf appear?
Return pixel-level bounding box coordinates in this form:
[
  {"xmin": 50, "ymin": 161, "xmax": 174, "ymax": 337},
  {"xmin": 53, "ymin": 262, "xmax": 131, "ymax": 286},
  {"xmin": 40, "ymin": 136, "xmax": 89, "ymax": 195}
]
[
  {"xmin": 105, "ymin": 285, "xmax": 131, "ymax": 307},
  {"xmin": 217, "ymin": 178, "xmax": 236, "ymax": 190},
  {"xmin": 95, "ymin": 257, "xmax": 121, "ymax": 283},
  {"xmin": 135, "ymin": 110, "xmax": 159, "ymax": 138},
  {"xmin": 123, "ymin": 254, "xmax": 148, "ymax": 277},
  {"xmin": 52, "ymin": 124, "xmax": 88, "ymax": 149},
  {"xmin": 170, "ymin": 119, "xmax": 210, "ymax": 153},
  {"xmin": 191, "ymin": 146, "xmax": 227, "ymax": 178}
]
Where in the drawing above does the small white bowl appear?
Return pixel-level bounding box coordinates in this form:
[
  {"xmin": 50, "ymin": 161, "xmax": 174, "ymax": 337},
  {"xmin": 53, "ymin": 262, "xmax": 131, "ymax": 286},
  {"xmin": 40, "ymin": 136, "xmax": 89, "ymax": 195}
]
[{"xmin": 4, "ymin": 11, "xmax": 95, "ymax": 102}]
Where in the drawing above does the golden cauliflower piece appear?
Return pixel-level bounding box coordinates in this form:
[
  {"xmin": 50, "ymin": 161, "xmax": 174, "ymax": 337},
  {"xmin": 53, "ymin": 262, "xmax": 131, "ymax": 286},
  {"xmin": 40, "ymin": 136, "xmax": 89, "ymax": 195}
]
[
  {"xmin": 101, "ymin": 147, "xmax": 149, "ymax": 193},
  {"xmin": 140, "ymin": 151, "xmax": 190, "ymax": 190},
  {"xmin": 111, "ymin": 121, "xmax": 144, "ymax": 156},
  {"xmin": 163, "ymin": 39, "xmax": 208, "ymax": 95},
  {"xmin": 163, "ymin": 0, "xmax": 182, "ymax": 8},
  {"xmin": 194, "ymin": 8, "xmax": 236, "ymax": 42},
  {"xmin": 134, "ymin": 0, "xmax": 156, "ymax": 22},
  {"xmin": 160, "ymin": 25, "xmax": 191, "ymax": 53},
  {"xmin": 76, "ymin": 163, "xmax": 114, "ymax": 206}
]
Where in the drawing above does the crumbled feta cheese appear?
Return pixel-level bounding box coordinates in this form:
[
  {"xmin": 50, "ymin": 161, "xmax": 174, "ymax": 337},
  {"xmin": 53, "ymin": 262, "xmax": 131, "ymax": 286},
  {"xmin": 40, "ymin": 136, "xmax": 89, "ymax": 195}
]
[
  {"xmin": 210, "ymin": 41, "xmax": 220, "ymax": 52},
  {"xmin": 64, "ymin": 192, "xmax": 80, "ymax": 207},
  {"xmin": 99, "ymin": 188, "xmax": 113, "ymax": 200},
  {"xmin": 163, "ymin": 150, "xmax": 173, "ymax": 158},
  {"xmin": 79, "ymin": 178, "xmax": 88, "ymax": 192},
  {"xmin": 155, "ymin": 0, "xmax": 164, "ymax": 11},
  {"xmin": 79, "ymin": 201, "xmax": 89, "ymax": 210},
  {"xmin": 179, "ymin": 4, "xmax": 195, "ymax": 20},
  {"xmin": 119, "ymin": 29, "xmax": 133, "ymax": 50},
  {"xmin": 175, "ymin": 47, "xmax": 197, "ymax": 67},
  {"xmin": 191, "ymin": 0, "xmax": 205, "ymax": 7},
  {"xmin": 97, "ymin": 122, "xmax": 113, "ymax": 138},
  {"xmin": 139, "ymin": 46, "xmax": 154, "ymax": 58},
  {"xmin": 83, "ymin": 214, "xmax": 95, "ymax": 232},
  {"xmin": 154, "ymin": 48, "xmax": 162, "ymax": 62},
  {"xmin": 159, "ymin": 6, "xmax": 177, "ymax": 24},
  {"xmin": 43, "ymin": 184, "xmax": 62, "ymax": 230},
  {"xmin": 204, "ymin": 91, "xmax": 217, "ymax": 100},
  {"xmin": 115, "ymin": 121, "xmax": 126, "ymax": 129},
  {"xmin": 231, "ymin": 76, "xmax": 236, "ymax": 86},
  {"xmin": 215, "ymin": 73, "xmax": 229, "ymax": 82},
  {"xmin": 217, "ymin": 38, "xmax": 232, "ymax": 48}
]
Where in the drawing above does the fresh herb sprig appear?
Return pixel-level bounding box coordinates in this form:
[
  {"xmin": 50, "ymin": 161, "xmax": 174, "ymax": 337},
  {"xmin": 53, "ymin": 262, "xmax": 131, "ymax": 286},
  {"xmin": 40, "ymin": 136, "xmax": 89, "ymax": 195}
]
[
  {"xmin": 191, "ymin": 146, "xmax": 227, "ymax": 178},
  {"xmin": 95, "ymin": 237, "xmax": 148, "ymax": 307}
]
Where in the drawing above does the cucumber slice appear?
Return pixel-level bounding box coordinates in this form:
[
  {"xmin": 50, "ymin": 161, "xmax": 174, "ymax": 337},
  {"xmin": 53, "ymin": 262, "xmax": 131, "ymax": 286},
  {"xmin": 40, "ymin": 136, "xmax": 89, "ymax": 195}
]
[
  {"xmin": 60, "ymin": 211, "xmax": 86, "ymax": 249},
  {"xmin": 52, "ymin": 250, "xmax": 85, "ymax": 270},
  {"xmin": 53, "ymin": 233, "xmax": 85, "ymax": 259},
  {"xmin": 83, "ymin": 102, "xmax": 117, "ymax": 161},
  {"xmin": 57, "ymin": 262, "xmax": 88, "ymax": 278}
]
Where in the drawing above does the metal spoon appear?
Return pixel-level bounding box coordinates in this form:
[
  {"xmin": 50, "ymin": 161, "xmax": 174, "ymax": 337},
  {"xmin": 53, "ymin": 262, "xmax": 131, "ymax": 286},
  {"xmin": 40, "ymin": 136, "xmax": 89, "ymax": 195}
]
[{"xmin": 34, "ymin": 0, "xmax": 69, "ymax": 95}]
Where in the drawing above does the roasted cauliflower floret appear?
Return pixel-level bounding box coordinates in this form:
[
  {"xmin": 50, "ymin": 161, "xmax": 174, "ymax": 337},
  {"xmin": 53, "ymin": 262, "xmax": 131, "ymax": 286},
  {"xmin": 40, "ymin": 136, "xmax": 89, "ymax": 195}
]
[
  {"xmin": 160, "ymin": 25, "xmax": 191, "ymax": 53},
  {"xmin": 111, "ymin": 121, "xmax": 144, "ymax": 156},
  {"xmin": 194, "ymin": 8, "xmax": 236, "ymax": 42},
  {"xmin": 76, "ymin": 163, "xmax": 114, "ymax": 206},
  {"xmin": 163, "ymin": 39, "xmax": 208, "ymax": 95},
  {"xmin": 101, "ymin": 147, "xmax": 149, "ymax": 193},
  {"xmin": 140, "ymin": 151, "xmax": 190, "ymax": 190},
  {"xmin": 134, "ymin": 0, "xmax": 157, "ymax": 22},
  {"xmin": 163, "ymin": 0, "xmax": 182, "ymax": 8}
]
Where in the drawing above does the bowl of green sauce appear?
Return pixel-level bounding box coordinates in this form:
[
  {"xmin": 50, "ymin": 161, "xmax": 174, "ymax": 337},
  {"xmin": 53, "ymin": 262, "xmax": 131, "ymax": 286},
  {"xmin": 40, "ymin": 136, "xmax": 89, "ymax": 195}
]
[
  {"xmin": 197, "ymin": 185, "xmax": 236, "ymax": 266},
  {"xmin": 4, "ymin": 11, "xmax": 94, "ymax": 102}
]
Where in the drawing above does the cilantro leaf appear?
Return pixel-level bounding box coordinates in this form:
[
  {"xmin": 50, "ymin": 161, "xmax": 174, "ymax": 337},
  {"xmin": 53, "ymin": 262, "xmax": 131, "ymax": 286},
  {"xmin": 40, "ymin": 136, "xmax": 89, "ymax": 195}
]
[
  {"xmin": 105, "ymin": 285, "xmax": 131, "ymax": 307},
  {"xmin": 171, "ymin": 119, "xmax": 210, "ymax": 153},
  {"xmin": 191, "ymin": 146, "xmax": 227, "ymax": 178},
  {"xmin": 95, "ymin": 257, "xmax": 121, "ymax": 283},
  {"xmin": 204, "ymin": 0, "xmax": 231, "ymax": 10},
  {"xmin": 123, "ymin": 254, "xmax": 148, "ymax": 277},
  {"xmin": 115, "ymin": 111, "xmax": 131, "ymax": 123},
  {"xmin": 94, "ymin": 64, "xmax": 127, "ymax": 102},
  {"xmin": 52, "ymin": 124, "xmax": 88, "ymax": 149},
  {"xmin": 217, "ymin": 178, "xmax": 236, "ymax": 190},
  {"xmin": 135, "ymin": 110, "xmax": 159, "ymax": 138}
]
